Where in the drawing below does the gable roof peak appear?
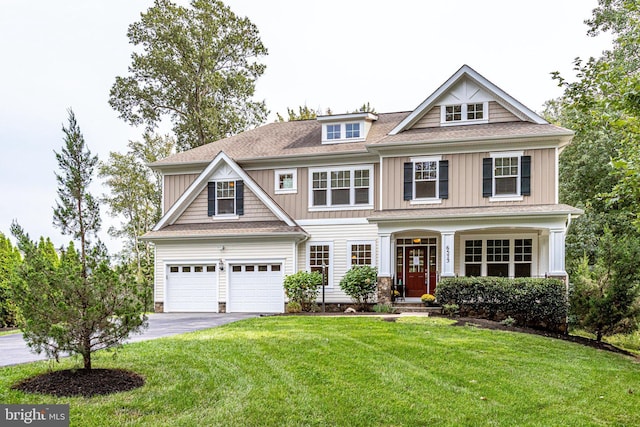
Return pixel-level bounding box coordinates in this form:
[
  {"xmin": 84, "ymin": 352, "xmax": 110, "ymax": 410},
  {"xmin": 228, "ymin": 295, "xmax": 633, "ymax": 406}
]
[{"xmin": 389, "ymin": 65, "xmax": 547, "ymax": 135}]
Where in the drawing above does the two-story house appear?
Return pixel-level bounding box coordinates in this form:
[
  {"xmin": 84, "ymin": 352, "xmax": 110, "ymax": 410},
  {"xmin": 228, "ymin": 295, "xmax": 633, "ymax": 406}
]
[{"xmin": 142, "ymin": 65, "xmax": 581, "ymax": 313}]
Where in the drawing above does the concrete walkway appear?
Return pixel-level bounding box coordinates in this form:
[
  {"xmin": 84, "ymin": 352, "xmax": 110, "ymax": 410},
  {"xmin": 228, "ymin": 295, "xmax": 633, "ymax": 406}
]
[{"xmin": 0, "ymin": 312, "xmax": 259, "ymax": 367}]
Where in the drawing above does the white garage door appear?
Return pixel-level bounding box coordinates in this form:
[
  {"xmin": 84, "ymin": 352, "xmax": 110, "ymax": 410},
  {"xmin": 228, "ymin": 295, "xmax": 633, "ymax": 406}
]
[
  {"xmin": 228, "ymin": 264, "xmax": 284, "ymax": 313},
  {"xmin": 166, "ymin": 264, "xmax": 218, "ymax": 312}
]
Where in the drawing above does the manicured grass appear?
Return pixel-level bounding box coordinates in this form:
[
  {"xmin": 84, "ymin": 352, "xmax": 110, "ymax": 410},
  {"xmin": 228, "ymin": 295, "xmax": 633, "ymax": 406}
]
[
  {"xmin": 0, "ymin": 328, "xmax": 19, "ymax": 336},
  {"xmin": 1, "ymin": 316, "xmax": 639, "ymax": 426}
]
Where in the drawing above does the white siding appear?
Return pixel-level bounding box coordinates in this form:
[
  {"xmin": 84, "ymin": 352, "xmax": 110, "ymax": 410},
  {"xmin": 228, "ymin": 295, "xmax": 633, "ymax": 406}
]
[
  {"xmin": 296, "ymin": 222, "xmax": 379, "ymax": 303},
  {"xmin": 155, "ymin": 240, "xmax": 295, "ymax": 305}
]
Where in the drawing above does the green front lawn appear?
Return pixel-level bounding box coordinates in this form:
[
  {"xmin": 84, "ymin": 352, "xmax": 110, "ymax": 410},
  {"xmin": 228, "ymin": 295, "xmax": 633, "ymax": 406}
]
[{"xmin": 1, "ymin": 316, "xmax": 639, "ymax": 426}]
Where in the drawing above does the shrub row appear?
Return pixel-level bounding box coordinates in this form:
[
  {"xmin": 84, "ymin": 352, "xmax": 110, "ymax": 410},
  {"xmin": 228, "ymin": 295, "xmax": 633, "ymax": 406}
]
[{"xmin": 436, "ymin": 277, "xmax": 568, "ymax": 332}]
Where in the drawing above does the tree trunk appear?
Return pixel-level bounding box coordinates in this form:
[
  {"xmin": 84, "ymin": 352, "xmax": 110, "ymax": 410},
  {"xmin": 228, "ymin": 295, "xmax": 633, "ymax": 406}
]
[
  {"xmin": 83, "ymin": 334, "xmax": 92, "ymax": 370},
  {"xmin": 596, "ymin": 330, "xmax": 603, "ymax": 342}
]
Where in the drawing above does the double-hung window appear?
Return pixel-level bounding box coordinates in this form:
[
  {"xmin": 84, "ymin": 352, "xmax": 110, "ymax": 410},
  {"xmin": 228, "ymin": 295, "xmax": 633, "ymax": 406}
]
[
  {"xmin": 483, "ymin": 152, "xmax": 531, "ymax": 201},
  {"xmin": 308, "ymin": 242, "xmax": 333, "ymax": 286},
  {"xmin": 309, "ymin": 165, "xmax": 373, "ymax": 210},
  {"xmin": 404, "ymin": 157, "xmax": 448, "ymax": 203},
  {"xmin": 349, "ymin": 241, "xmax": 374, "ymax": 266},
  {"xmin": 216, "ymin": 181, "xmax": 235, "ymax": 215}
]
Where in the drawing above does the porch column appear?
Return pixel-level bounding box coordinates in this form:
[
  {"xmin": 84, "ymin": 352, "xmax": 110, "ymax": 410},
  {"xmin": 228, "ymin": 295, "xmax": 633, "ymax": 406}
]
[
  {"xmin": 440, "ymin": 231, "xmax": 455, "ymax": 277},
  {"xmin": 378, "ymin": 233, "xmax": 392, "ymax": 277},
  {"xmin": 548, "ymin": 228, "xmax": 566, "ymax": 276},
  {"xmin": 377, "ymin": 233, "xmax": 392, "ymax": 305}
]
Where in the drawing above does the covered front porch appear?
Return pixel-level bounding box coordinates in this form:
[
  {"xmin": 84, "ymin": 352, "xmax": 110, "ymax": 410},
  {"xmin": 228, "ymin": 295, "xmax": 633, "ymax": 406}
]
[{"xmin": 368, "ymin": 205, "xmax": 582, "ymax": 304}]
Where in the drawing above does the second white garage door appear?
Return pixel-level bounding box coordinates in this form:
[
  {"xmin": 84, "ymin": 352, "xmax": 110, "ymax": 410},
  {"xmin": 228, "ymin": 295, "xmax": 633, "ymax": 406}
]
[{"xmin": 227, "ymin": 263, "xmax": 284, "ymax": 313}]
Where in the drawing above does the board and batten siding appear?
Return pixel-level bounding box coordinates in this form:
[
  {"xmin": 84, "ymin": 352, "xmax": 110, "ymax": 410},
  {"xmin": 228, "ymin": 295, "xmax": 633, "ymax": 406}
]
[
  {"xmin": 155, "ymin": 240, "xmax": 295, "ymax": 304},
  {"xmin": 247, "ymin": 164, "xmax": 379, "ymax": 221},
  {"xmin": 174, "ymin": 185, "xmax": 279, "ymax": 224},
  {"xmin": 382, "ymin": 148, "xmax": 556, "ymax": 210},
  {"xmin": 410, "ymin": 102, "xmax": 520, "ymax": 129},
  {"xmin": 295, "ymin": 222, "xmax": 379, "ymax": 303},
  {"xmin": 164, "ymin": 174, "xmax": 199, "ymax": 213}
]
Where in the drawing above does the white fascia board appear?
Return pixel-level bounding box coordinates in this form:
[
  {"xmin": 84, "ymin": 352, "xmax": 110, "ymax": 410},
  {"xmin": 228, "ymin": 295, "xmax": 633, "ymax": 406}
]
[
  {"xmin": 153, "ymin": 151, "xmax": 297, "ymax": 231},
  {"xmin": 317, "ymin": 112, "xmax": 378, "ymax": 122},
  {"xmin": 389, "ymin": 65, "xmax": 547, "ymax": 135}
]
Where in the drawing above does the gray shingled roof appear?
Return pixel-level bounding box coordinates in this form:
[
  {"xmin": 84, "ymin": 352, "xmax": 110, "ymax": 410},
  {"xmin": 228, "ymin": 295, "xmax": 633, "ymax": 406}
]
[{"xmin": 151, "ymin": 113, "xmax": 571, "ymax": 167}]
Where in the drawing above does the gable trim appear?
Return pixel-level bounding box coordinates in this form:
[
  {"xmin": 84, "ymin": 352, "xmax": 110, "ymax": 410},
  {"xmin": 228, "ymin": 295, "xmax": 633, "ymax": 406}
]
[
  {"xmin": 154, "ymin": 151, "xmax": 296, "ymax": 231},
  {"xmin": 389, "ymin": 65, "xmax": 547, "ymax": 135}
]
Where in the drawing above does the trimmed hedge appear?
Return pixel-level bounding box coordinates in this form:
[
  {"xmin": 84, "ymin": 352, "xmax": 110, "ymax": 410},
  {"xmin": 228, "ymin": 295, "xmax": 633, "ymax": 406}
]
[{"xmin": 436, "ymin": 277, "xmax": 568, "ymax": 332}]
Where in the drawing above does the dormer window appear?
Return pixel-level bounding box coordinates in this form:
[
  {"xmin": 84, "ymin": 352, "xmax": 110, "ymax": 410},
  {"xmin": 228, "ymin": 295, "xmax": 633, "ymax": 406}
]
[
  {"xmin": 318, "ymin": 112, "xmax": 377, "ymax": 144},
  {"xmin": 441, "ymin": 102, "xmax": 488, "ymax": 125},
  {"xmin": 345, "ymin": 123, "xmax": 360, "ymax": 138},
  {"xmin": 326, "ymin": 124, "xmax": 341, "ymax": 140}
]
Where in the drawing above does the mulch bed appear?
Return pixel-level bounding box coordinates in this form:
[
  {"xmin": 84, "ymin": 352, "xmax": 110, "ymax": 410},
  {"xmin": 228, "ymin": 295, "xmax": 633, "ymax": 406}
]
[
  {"xmin": 449, "ymin": 316, "xmax": 638, "ymax": 358},
  {"xmin": 12, "ymin": 368, "xmax": 144, "ymax": 397}
]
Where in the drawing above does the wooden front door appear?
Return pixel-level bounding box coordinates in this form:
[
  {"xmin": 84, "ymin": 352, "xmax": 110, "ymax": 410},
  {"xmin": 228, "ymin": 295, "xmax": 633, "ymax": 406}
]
[{"xmin": 405, "ymin": 247, "xmax": 427, "ymax": 297}]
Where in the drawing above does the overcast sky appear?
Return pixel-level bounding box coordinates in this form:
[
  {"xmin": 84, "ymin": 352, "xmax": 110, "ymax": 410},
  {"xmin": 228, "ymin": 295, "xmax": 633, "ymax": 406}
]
[{"xmin": 0, "ymin": 0, "xmax": 613, "ymax": 254}]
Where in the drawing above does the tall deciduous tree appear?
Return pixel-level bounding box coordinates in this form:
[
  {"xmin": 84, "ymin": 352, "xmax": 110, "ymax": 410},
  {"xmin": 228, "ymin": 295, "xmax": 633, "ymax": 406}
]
[
  {"xmin": 99, "ymin": 132, "xmax": 175, "ymax": 297},
  {"xmin": 546, "ymin": 0, "xmax": 640, "ymax": 270},
  {"xmin": 53, "ymin": 108, "xmax": 101, "ymax": 275},
  {"xmin": 110, "ymin": 0, "xmax": 268, "ymax": 151},
  {"xmin": 11, "ymin": 224, "xmax": 148, "ymax": 370}
]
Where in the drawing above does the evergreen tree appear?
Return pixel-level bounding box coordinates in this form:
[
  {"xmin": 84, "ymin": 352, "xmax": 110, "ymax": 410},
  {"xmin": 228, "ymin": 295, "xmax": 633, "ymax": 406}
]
[
  {"xmin": 0, "ymin": 232, "xmax": 22, "ymax": 327},
  {"xmin": 52, "ymin": 108, "xmax": 101, "ymax": 275}
]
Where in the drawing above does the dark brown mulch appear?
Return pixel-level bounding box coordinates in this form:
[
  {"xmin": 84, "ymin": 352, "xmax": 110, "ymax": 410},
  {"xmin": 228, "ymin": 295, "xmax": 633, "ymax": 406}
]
[
  {"xmin": 12, "ymin": 368, "xmax": 144, "ymax": 397},
  {"xmin": 449, "ymin": 316, "xmax": 638, "ymax": 358}
]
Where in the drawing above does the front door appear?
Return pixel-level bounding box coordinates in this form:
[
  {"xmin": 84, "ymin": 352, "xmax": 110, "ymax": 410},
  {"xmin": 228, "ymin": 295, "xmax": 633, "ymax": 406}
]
[{"xmin": 405, "ymin": 247, "xmax": 427, "ymax": 297}]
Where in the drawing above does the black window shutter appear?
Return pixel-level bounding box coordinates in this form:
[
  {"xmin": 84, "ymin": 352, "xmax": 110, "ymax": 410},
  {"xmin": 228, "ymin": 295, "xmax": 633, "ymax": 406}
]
[
  {"xmin": 482, "ymin": 158, "xmax": 493, "ymax": 197},
  {"xmin": 438, "ymin": 160, "xmax": 449, "ymax": 199},
  {"xmin": 236, "ymin": 180, "xmax": 244, "ymax": 215},
  {"xmin": 403, "ymin": 162, "xmax": 413, "ymax": 201},
  {"xmin": 207, "ymin": 182, "xmax": 216, "ymax": 216},
  {"xmin": 521, "ymin": 155, "xmax": 531, "ymax": 196}
]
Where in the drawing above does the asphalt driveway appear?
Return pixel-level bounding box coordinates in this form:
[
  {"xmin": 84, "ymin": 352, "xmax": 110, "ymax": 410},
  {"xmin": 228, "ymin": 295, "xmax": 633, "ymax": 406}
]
[{"xmin": 0, "ymin": 312, "xmax": 259, "ymax": 367}]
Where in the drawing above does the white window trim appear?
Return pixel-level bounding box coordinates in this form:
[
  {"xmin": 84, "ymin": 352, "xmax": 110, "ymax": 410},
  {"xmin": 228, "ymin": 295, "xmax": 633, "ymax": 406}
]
[
  {"xmin": 307, "ymin": 241, "xmax": 334, "ymax": 288},
  {"xmin": 308, "ymin": 165, "xmax": 374, "ymax": 211},
  {"xmin": 347, "ymin": 240, "xmax": 376, "ymax": 268},
  {"xmin": 321, "ymin": 121, "xmax": 366, "ymax": 144},
  {"xmin": 459, "ymin": 234, "xmax": 538, "ymax": 278},
  {"xmin": 214, "ymin": 180, "xmax": 237, "ymax": 218},
  {"xmin": 410, "ymin": 155, "xmax": 442, "ymax": 204},
  {"xmin": 274, "ymin": 168, "xmax": 297, "ymax": 194},
  {"xmin": 440, "ymin": 101, "xmax": 489, "ymax": 126},
  {"xmin": 489, "ymin": 151, "xmax": 523, "ymax": 202}
]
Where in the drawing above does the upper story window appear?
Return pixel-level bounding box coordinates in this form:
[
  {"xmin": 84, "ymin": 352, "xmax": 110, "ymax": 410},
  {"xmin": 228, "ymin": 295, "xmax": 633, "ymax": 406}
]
[
  {"xmin": 441, "ymin": 102, "xmax": 488, "ymax": 125},
  {"xmin": 318, "ymin": 112, "xmax": 377, "ymax": 144},
  {"xmin": 326, "ymin": 124, "xmax": 341, "ymax": 140},
  {"xmin": 274, "ymin": 169, "xmax": 297, "ymax": 194},
  {"xmin": 309, "ymin": 165, "xmax": 373, "ymax": 210},
  {"xmin": 216, "ymin": 181, "xmax": 235, "ymax": 214},
  {"xmin": 345, "ymin": 123, "xmax": 361, "ymax": 138},
  {"xmin": 403, "ymin": 157, "xmax": 448, "ymax": 204},
  {"xmin": 207, "ymin": 180, "xmax": 244, "ymax": 217},
  {"xmin": 483, "ymin": 151, "xmax": 531, "ymax": 201}
]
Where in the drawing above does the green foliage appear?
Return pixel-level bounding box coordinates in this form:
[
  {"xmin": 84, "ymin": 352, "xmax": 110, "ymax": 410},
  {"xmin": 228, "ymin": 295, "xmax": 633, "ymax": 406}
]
[
  {"xmin": 569, "ymin": 229, "xmax": 640, "ymax": 341},
  {"xmin": 0, "ymin": 233, "xmax": 22, "ymax": 327},
  {"xmin": 436, "ymin": 277, "xmax": 568, "ymax": 332},
  {"xmin": 10, "ymin": 224, "xmax": 149, "ymax": 370},
  {"xmin": 283, "ymin": 271, "xmax": 321, "ymax": 312},
  {"xmin": 285, "ymin": 301, "xmax": 301, "ymax": 313},
  {"xmin": 339, "ymin": 265, "xmax": 378, "ymax": 310},
  {"xmin": 441, "ymin": 303, "xmax": 460, "ymax": 316},
  {"xmin": 372, "ymin": 304, "xmax": 396, "ymax": 314},
  {"xmin": 99, "ymin": 132, "xmax": 174, "ymax": 308},
  {"xmin": 52, "ymin": 108, "xmax": 101, "ymax": 275},
  {"xmin": 421, "ymin": 293, "xmax": 436, "ymax": 304},
  {"xmin": 351, "ymin": 102, "xmax": 376, "ymax": 114},
  {"xmin": 276, "ymin": 105, "xmax": 318, "ymax": 122},
  {"xmin": 110, "ymin": 0, "xmax": 268, "ymax": 151}
]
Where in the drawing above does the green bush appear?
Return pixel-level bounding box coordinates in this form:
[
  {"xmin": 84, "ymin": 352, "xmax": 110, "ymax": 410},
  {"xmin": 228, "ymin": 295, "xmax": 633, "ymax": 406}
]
[
  {"xmin": 436, "ymin": 277, "xmax": 567, "ymax": 332},
  {"xmin": 339, "ymin": 265, "xmax": 378, "ymax": 311},
  {"xmin": 372, "ymin": 304, "xmax": 397, "ymax": 314},
  {"xmin": 286, "ymin": 301, "xmax": 302, "ymax": 313},
  {"xmin": 283, "ymin": 271, "xmax": 322, "ymax": 312}
]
